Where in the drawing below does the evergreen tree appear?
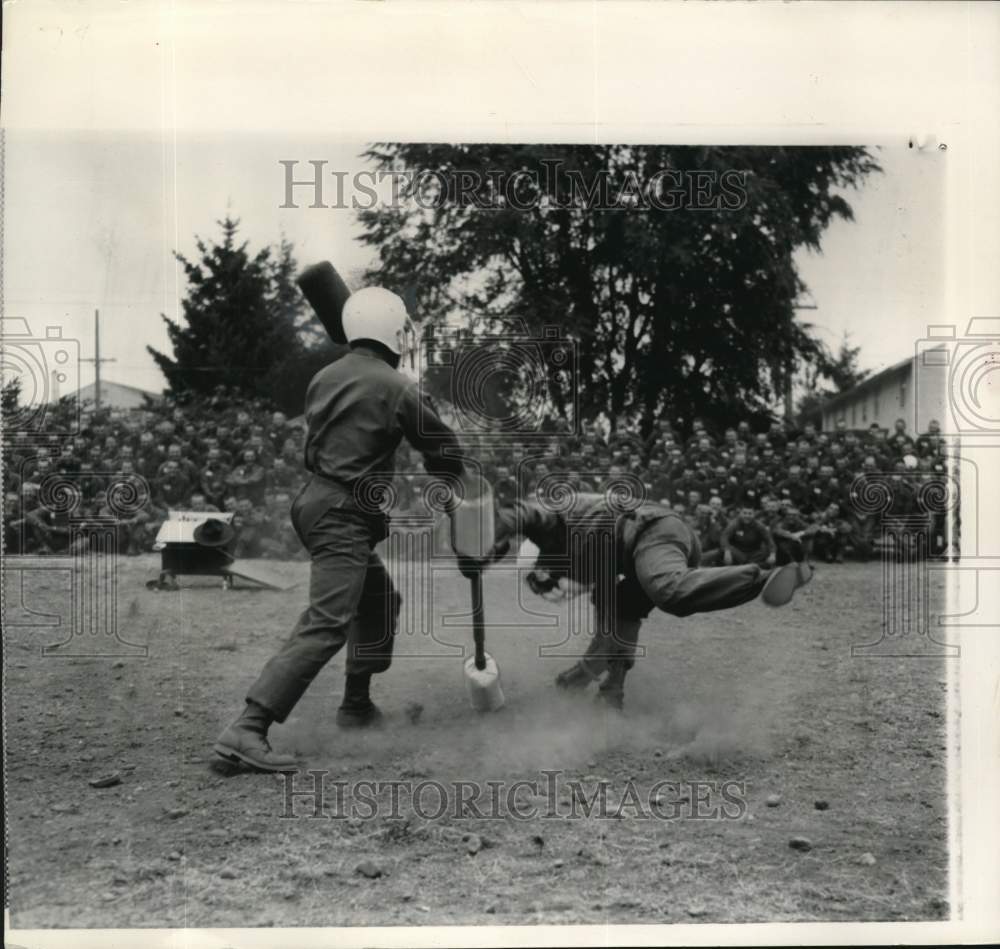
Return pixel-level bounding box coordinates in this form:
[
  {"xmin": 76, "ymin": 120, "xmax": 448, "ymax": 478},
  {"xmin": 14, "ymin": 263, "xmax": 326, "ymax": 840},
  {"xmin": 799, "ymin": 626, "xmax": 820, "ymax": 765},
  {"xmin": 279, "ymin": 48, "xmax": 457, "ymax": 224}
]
[
  {"xmin": 2, "ymin": 375, "xmax": 22, "ymax": 424},
  {"xmin": 796, "ymin": 332, "xmax": 870, "ymax": 423},
  {"xmin": 149, "ymin": 217, "xmax": 335, "ymax": 412}
]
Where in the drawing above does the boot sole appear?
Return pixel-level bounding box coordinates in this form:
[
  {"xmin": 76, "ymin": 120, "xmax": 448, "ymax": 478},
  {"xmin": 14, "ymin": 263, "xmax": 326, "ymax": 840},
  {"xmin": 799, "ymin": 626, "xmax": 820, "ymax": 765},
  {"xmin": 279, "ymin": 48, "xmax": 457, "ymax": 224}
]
[
  {"xmin": 761, "ymin": 561, "xmax": 813, "ymax": 608},
  {"xmin": 555, "ymin": 673, "xmax": 593, "ymax": 691},
  {"xmin": 335, "ymin": 709, "xmax": 385, "ymax": 729},
  {"xmin": 212, "ymin": 742, "xmax": 298, "ymax": 773}
]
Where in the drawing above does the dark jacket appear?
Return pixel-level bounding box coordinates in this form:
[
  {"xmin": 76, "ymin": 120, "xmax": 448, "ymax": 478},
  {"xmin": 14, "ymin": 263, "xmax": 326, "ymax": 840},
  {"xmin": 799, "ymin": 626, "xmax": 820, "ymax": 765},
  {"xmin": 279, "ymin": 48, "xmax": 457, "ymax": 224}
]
[
  {"xmin": 302, "ymin": 349, "xmax": 464, "ymax": 511},
  {"xmin": 496, "ymin": 492, "xmax": 685, "ymax": 582},
  {"xmin": 721, "ymin": 517, "xmax": 774, "ymax": 557}
]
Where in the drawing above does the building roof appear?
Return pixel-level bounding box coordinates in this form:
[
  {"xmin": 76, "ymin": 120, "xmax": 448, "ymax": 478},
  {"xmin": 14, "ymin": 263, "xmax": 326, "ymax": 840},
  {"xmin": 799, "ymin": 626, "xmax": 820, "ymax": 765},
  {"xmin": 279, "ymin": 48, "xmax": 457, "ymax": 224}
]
[
  {"xmin": 819, "ymin": 353, "xmax": 914, "ymax": 415},
  {"xmin": 68, "ymin": 380, "xmax": 161, "ymax": 408}
]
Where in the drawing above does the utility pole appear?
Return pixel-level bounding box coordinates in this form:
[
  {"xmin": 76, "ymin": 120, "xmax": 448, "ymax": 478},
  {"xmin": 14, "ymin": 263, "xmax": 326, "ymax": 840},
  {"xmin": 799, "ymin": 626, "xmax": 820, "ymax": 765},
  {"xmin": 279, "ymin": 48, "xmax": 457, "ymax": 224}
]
[{"xmin": 82, "ymin": 309, "xmax": 116, "ymax": 410}]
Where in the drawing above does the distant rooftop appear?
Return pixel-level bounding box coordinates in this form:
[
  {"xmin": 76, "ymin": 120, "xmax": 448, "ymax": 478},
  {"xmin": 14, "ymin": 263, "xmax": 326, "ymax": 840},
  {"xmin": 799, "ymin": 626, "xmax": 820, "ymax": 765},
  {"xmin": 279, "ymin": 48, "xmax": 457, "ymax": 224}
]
[{"xmin": 67, "ymin": 380, "xmax": 161, "ymax": 410}]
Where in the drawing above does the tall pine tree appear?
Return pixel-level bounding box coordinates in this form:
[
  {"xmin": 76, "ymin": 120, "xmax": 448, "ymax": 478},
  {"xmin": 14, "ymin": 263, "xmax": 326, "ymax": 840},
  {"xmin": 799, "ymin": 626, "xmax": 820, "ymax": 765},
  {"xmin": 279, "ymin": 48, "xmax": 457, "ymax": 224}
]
[
  {"xmin": 149, "ymin": 217, "xmax": 336, "ymax": 412},
  {"xmin": 796, "ymin": 332, "xmax": 871, "ymax": 424}
]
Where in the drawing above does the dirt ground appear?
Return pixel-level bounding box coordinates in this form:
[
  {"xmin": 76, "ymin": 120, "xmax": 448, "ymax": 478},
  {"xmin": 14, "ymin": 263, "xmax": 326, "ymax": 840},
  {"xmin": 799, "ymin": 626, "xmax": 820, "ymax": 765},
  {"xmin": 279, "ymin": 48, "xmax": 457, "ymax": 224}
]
[{"xmin": 5, "ymin": 553, "xmax": 951, "ymax": 928}]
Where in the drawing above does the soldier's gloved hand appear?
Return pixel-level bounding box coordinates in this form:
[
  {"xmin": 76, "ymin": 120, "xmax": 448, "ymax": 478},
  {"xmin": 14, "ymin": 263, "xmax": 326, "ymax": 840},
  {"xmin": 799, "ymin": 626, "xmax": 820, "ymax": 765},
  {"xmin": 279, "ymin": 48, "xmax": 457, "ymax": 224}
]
[
  {"xmin": 457, "ymin": 556, "xmax": 487, "ymax": 579},
  {"xmin": 488, "ymin": 538, "xmax": 510, "ymax": 563},
  {"xmin": 526, "ymin": 568, "xmax": 559, "ymax": 597},
  {"xmin": 456, "ymin": 538, "xmax": 510, "ymax": 579}
]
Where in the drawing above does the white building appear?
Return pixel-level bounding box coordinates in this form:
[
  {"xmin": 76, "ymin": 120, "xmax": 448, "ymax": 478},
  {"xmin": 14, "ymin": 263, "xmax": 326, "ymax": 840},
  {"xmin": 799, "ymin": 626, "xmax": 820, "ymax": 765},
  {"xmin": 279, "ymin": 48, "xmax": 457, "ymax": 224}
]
[
  {"xmin": 71, "ymin": 380, "xmax": 159, "ymax": 411},
  {"xmin": 820, "ymin": 349, "xmax": 949, "ymax": 434}
]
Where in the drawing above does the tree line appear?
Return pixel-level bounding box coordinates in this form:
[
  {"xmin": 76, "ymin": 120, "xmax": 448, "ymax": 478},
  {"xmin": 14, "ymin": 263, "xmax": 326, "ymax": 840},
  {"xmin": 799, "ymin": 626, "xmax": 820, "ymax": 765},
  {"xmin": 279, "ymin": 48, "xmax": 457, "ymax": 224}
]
[{"xmin": 144, "ymin": 145, "xmax": 879, "ymax": 432}]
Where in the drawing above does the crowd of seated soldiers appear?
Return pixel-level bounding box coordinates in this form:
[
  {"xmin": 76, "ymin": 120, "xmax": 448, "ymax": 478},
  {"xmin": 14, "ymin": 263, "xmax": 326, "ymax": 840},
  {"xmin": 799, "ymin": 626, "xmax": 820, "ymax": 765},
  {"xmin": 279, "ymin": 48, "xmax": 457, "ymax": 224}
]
[{"xmin": 3, "ymin": 389, "xmax": 954, "ymax": 564}]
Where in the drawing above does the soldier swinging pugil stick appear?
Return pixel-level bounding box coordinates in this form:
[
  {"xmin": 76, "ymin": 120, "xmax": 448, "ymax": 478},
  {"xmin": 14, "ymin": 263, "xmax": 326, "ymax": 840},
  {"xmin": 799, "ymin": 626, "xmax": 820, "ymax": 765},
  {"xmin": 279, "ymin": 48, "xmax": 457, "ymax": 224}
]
[{"xmin": 213, "ymin": 266, "xmax": 469, "ymax": 772}]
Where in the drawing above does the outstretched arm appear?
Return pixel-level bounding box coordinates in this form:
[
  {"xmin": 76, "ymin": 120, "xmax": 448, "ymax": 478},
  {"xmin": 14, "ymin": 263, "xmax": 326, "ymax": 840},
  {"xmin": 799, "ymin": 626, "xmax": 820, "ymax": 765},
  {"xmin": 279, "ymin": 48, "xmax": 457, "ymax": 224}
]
[
  {"xmin": 494, "ymin": 500, "xmax": 561, "ymax": 551},
  {"xmin": 395, "ymin": 383, "xmax": 465, "ymax": 479}
]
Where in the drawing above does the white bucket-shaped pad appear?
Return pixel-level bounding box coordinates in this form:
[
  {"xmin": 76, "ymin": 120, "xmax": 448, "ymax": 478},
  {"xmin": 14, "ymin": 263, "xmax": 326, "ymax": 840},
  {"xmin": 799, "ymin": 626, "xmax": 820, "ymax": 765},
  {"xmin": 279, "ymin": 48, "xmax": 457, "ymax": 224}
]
[{"xmin": 463, "ymin": 652, "xmax": 505, "ymax": 712}]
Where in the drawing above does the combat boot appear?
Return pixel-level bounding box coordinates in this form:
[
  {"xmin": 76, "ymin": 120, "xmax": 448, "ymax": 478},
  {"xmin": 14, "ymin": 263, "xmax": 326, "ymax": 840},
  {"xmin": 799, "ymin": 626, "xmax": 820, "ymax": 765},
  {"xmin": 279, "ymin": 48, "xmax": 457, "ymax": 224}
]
[
  {"xmin": 213, "ymin": 701, "xmax": 297, "ymax": 772},
  {"xmin": 336, "ymin": 673, "xmax": 384, "ymax": 728},
  {"xmin": 335, "ymin": 703, "xmax": 384, "ymax": 728},
  {"xmin": 760, "ymin": 560, "xmax": 813, "ymax": 607},
  {"xmin": 555, "ymin": 660, "xmax": 599, "ymax": 691},
  {"xmin": 596, "ymin": 661, "xmax": 628, "ymax": 711}
]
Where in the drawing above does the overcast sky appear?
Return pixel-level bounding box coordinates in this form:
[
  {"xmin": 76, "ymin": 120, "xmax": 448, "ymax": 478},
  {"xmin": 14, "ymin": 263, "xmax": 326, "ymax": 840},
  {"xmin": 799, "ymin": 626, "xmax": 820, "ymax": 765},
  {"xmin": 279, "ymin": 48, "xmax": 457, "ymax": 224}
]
[
  {"xmin": 1, "ymin": 0, "xmax": 969, "ymax": 401},
  {"xmin": 2, "ymin": 132, "xmax": 944, "ymax": 396}
]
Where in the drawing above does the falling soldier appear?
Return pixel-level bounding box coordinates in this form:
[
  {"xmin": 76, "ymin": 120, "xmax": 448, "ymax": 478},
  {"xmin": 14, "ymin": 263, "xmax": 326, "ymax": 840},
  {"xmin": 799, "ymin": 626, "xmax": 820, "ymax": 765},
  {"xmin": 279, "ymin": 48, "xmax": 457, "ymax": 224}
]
[{"xmin": 464, "ymin": 491, "xmax": 813, "ymax": 710}]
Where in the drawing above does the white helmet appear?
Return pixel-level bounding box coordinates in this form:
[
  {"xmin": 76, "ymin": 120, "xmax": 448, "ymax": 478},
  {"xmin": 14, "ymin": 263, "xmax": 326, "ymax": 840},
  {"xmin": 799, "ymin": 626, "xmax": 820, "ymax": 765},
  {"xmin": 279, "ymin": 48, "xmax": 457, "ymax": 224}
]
[{"xmin": 342, "ymin": 287, "xmax": 411, "ymax": 356}]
